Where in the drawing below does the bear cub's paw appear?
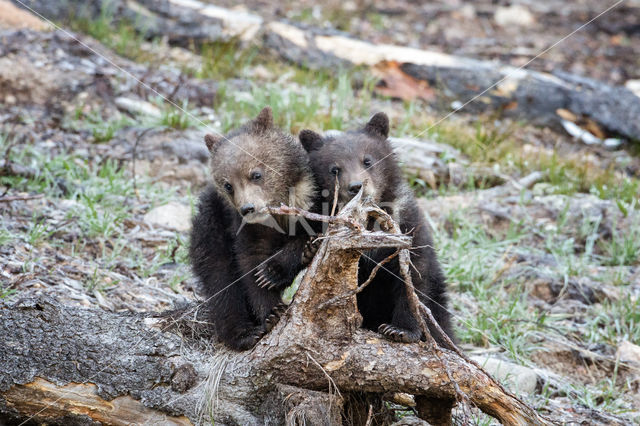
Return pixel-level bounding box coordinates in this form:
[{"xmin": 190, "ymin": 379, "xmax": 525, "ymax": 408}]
[
  {"xmin": 235, "ymin": 326, "xmax": 269, "ymax": 351},
  {"xmin": 301, "ymin": 236, "xmax": 321, "ymax": 266},
  {"xmin": 264, "ymin": 302, "xmax": 288, "ymax": 332},
  {"xmin": 378, "ymin": 323, "xmax": 422, "ymax": 343},
  {"xmin": 255, "ymin": 263, "xmax": 288, "ymax": 290}
]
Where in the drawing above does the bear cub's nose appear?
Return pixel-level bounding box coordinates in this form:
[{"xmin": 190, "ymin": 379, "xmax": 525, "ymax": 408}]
[
  {"xmin": 348, "ymin": 181, "xmax": 363, "ymax": 194},
  {"xmin": 240, "ymin": 204, "xmax": 255, "ymax": 216}
]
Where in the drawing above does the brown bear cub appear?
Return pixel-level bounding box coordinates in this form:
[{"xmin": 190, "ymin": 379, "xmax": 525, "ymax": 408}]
[
  {"xmin": 189, "ymin": 107, "xmax": 316, "ymax": 351},
  {"xmin": 299, "ymin": 113, "xmax": 454, "ymax": 345}
]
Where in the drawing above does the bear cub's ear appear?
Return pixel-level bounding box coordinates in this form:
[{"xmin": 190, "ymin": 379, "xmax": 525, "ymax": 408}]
[
  {"xmin": 204, "ymin": 133, "xmax": 223, "ymax": 153},
  {"xmin": 364, "ymin": 112, "xmax": 389, "ymax": 139},
  {"xmin": 299, "ymin": 130, "xmax": 324, "ymax": 152},
  {"xmin": 251, "ymin": 106, "xmax": 274, "ymax": 133}
]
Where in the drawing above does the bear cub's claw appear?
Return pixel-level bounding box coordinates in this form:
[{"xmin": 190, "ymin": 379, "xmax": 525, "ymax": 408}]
[
  {"xmin": 255, "ymin": 263, "xmax": 286, "ymax": 290},
  {"xmin": 378, "ymin": 323, "xmax": 422, "ymax": 343},
  {"xmin": 301, "ymin": 237, "xmax": 321, "ymax": 266},
  {"xmin": 264, "ymin": 302, "xmax": 288, "ymax": 332},
  {"xmin": 235, "ymin": 326, "xmax": 268, "ymax": 350}
]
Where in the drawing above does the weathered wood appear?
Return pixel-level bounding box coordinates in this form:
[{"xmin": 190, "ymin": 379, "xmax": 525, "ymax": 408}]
[
  {"xmin": 0, "ymin": 297, "xmax": 209, "ymax": 424},
  {"xmin": 265, "ymin": 23, "xmax": 640, "ymax": 142}
]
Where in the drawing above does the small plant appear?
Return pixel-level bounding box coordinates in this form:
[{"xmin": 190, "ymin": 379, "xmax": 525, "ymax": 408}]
[
  {"xmin": 68, "ymin": 4, "xmax": 149, "ymax": 61},
  {"xmin": 598, "ymin": 220, "xmax": 640, "ymax": 266},
  {"xmin": 215, "ymin": 69, "xmax": 370, "ymax": 134},
  {"xmin": 26, "ymin": 217, "xmax": 55, "ymax": 247},
  {"xmin": 196, "ymin": 39, "xmax": 259, "ymax": 81},
  {"xmin": 0, "ymin": 284, "xmax": 16, "ymax": 299},
  {"xmin": 160, "ymin": 102, "xmax": 197, "ymax": 130},
  {"xmin": 66, "ymin": 110, "xmax": 134, "ymax": 143},
  {"xmin": 0, "ymin": 227, "xmax": 13, "ymax": 247},
  {"xmin": 586, "ymin": 297, "xmax": 640, "ymax": 345}
]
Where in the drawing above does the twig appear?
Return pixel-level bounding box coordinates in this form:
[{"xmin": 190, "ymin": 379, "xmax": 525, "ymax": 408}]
[
  {"xmin": 365, "ymin": 404, "xmax": 373, "ymax": 426},
  {"xmin": 262, "ymin": 205, "xmax": 362, "ymax": 231},
  {"xmin": 305, "ymin": 352, "xmax": 342, "ymax": 399},
  {"xmin": 0, "ymin": 194, "xmax": 44, "ymax": 203},
  {"xmin": 318, "ymin": 249, "xmax": 400, "ymax": 310},
  {"xmin": 330, "ymin": 175, "xmax": 339, "ymax": 217}
]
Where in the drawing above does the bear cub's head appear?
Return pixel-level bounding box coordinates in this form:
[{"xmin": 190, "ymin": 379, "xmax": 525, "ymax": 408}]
[
  {"xmin": 204, "ymin": 107, "xmax": 315, "ymax": 224},
  {"xmin": 300, "ymin": 112, "xmax": 397, "ymax": 208}
]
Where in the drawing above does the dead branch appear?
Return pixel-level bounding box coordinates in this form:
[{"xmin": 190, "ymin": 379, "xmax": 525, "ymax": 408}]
[
  {"xmin": 262, "ymin": 204, "xmax": 363, "ymax": 231},
  {"xmin": 0, "ymin": 193, "xmax": 44, "ymax": 203}
]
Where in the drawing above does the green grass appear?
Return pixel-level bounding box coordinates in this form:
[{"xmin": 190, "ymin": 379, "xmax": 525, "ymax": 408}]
[
  {"xmin": 435, "ymin": 203, "xmax": 639, "ymax": 418},
  {"xmin": 68, "ymin": 4, "xmax": 150, "ymax": 61},
  {"xmin": 159, "ymin": 101, "xmax": 198, "ymax": 130},
  {"xmin": 435, "ymin": 210, "xmax": 549, "ymax": 361},
  {"xmin": 0, "ymin": 136, "xmax": 184, "ymax": 295},
  {"xmin": 598, "ymin": 219, "xmax": 640, "ymax": 266},
  {"xmin": 65, "ymin": 109, "xmax": 135, "ymax": 143},
  {"xmin": 395, "ymin": 111, "xmax": 640, "ymax": 206},
  {"xmin": 566, "ymin": 374, "xmax": 634, "ymax": 415},
  {"xmin": 195, "ymin": 39, "xmax": 260, "ymax": 81},
  {"xmin": 585, "ymin": 297, "xmax": 640, "ymax": 345},
  {"xmin": 0, "ymin": 284, "xmax": 16, "ymax": 299},
  {"xmin": 0, "ymin": 226, "xmax": 13, "ymax": 247},
  {"xmin": 215, "ymin": 69, "xmax": 377, "ymax": 134}
]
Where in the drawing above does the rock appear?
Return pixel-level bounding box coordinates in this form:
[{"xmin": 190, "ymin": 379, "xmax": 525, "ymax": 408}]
[
  {"xmin": 626, "ymin": 80, "xmax": 640, "ymax": 98},
  {"xmin": 0, "ymin": 29, "xmax": 218, "ymax": 110},
  {"xmin": 617, "ymin": 341, "xmax": 640, "ymax": 366},
  {"xmin": 603, "ymin": 138, "xmax": 624, "ymax": 149},
  {"xmin": 528, "ymin": 274, "xmax": 607, "ymax": 305},
  {"xmin": 390, "ymin": 417, "xmax": 430, "ymax": 425},
  {"xmin": 115, "ymin": 97, "xmax": 162, "ymax": 118},
  {"xmin": 162, "ymin": 133, "xmax": 210, "ymax": 164},
  {"xmin": 494, "ymin": 5, "xmax": 535, "ymax": 28},
  {"xmin": 471, "ymin": 356, "xmax": 539, "ymax": 395},
  {"xmin": 143, "ymin": 202, "xmax": 191, "ymax": 232}
]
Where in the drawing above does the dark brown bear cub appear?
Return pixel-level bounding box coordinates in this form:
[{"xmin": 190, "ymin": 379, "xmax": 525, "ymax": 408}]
[
  {"xmin": 189, "ymin": 107, "xmax": 316, "ymax": 351},
  {"xmin": 299, "ymin": 113, "xmax": 454, "ymax": 345}
]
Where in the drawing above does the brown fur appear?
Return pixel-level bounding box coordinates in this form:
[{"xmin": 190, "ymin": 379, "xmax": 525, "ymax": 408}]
[
  {"xmin": 190, "ymin": 107, "xmax": 317, "ymax": 351},
  {"xmin": 300, "ymin": 113, "xmax": 454, "ymax": 345}
]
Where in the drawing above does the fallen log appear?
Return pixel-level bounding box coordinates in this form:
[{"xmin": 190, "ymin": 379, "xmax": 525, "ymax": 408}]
[
  {"xmin": 0, "ymin": 297, "xmax": 208, "ymax": 424},
  {"xmin": 265, "ymin": 22, "xmax": 640, "ymax": 142},
  {"xmin": 1, "ymin": 188, "xmax": 550, "ymax": 425}
]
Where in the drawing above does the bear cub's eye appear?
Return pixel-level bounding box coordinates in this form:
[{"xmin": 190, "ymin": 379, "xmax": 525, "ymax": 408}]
[
  {"xmin": 224, "ymin": 182, "xmax": 233, "ymax": 193},
  {"xmin": 330, "ymin": 165, "xmax": 340, "ymax": 176},
  {"xmin": 363, "ymin": 157, "xmax": 373, "ymax": 168},
  {"xmin": 250, "ymin": 171, "xmax": 262, "ymax": 181}
]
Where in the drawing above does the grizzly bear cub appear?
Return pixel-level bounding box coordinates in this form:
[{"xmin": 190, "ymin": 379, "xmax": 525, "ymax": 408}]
[
  {"xmin": 299, "ymin": 113, "xmax": 454, "ymax": 345},
  {"xmin": 189, "ymin": 107, "xmax": 316, "ymax": 351}
]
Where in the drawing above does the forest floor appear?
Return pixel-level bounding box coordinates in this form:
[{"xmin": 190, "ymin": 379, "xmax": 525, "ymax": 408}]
[{"xmin": 1, "ymin": 1, "xmax": 639, "ymax": 424}]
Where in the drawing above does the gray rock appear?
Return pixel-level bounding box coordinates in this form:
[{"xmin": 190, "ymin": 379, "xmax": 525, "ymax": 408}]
[
  {"xmin": 143, "ymin": 202, "xmax": 191, "ymax": 232},
  {"xmin": 617, "ymin": 341, "xmax": 640, "ymax": 366},
  {"xmin": 494, "ymin": 5, "xmax": 535, "ymax": 28},
  {"xmin": 162, "ymin": 132, "xmax": 210, "ymax": 164},
  {"xmin": 471, "ymin": 356, "xmax": 539, "ymax": 395}
]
